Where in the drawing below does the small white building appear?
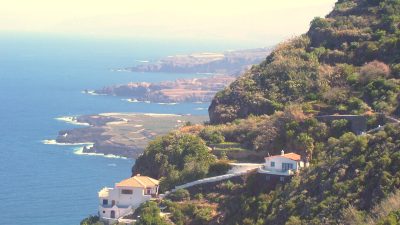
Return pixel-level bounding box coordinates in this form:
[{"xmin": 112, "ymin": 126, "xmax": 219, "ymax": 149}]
[
  {"xmin": 258, "ymin": 150, "xmax": 308, "ymax": 176},
  {"xmin": 98, "ymin": 174, "xmax": 159, "ymax": 223}
]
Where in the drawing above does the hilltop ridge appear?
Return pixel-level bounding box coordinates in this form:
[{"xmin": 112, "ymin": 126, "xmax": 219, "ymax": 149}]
[{"xmin": 209, "ymin": 0, "xmax": 400, "ymax": 124}]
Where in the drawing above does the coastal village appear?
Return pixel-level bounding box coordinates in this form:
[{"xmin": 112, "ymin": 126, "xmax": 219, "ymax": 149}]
[{"xmin": 97, "ymin": 150, "xmax": 308, "ymax": 224}]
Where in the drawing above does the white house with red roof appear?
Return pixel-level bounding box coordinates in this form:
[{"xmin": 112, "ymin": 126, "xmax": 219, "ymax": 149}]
[
  {"xmin": 258, "ymin": 150, "xmax": 308, "ymax": 176},
  {"xmin": 98, "ymin": 174, "xmax": 159, "ymax": 223}
]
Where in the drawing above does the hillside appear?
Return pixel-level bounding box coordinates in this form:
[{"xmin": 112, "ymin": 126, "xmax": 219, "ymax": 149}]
[
  {"xmin": 209, "ymin": 0, "xmax": 400, "ymax": 124},
  {"xmin": 219, "ymin": 124, "xmax": 400, "ymax": 224},
  {"xmin": 82, "ymin": 1, "xmax": 400, "ymax": 225}
]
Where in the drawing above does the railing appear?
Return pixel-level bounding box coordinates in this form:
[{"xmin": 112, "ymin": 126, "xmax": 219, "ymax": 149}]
[
  {"xmin": 100, "ymin": 203, "xmax": 130, "ymax": 209},
  {"xmin": 258, "ymin": 167, "xmax": 295, "ymax": 175},
  {"xmin": 100, "ymin": 204, "xmax": 113, "ymax": 209},
  {"xmin": 170, "ymin": 169, "xmax": 255, "ymax": 192}
]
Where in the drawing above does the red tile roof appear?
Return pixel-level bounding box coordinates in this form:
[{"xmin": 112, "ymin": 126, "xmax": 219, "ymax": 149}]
[
  {"xmin": 116, "ymin": 175, "xmax": 159, "ymax": 188},
  {"xmin": 265, "ymin": 152, "xmax": 301, "ymax": 161}
]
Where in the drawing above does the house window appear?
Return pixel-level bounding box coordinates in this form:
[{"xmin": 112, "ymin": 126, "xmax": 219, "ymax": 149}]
[
  {"xmin": 280, "ymin": 176, "xmax": 285, "ymax": 182},
  {"xmin": 121, "ymin": 189, "xmax": 133, "ymax": 194},
  {"xmin": 266, "ymin": 175, "xmax": 270, "ymax": 181},
  {"xmin": 282, "ymin": 163, "xmax": 293, "ymax": 171},
  {"xmin": 102, "ymin": 199, "xmax": 108, "ymax": 205},
  {"xmin": 270, "ymin": 161, "xmax": 275, "ymax": 167},
  {"xmin": 145, "ymin": 188, "xmax": 152, "ymax": 195}
]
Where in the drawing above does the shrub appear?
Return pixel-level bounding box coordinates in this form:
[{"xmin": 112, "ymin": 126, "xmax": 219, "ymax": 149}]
[
  {"xmin": 208, "ymin": 161, "xmax": 231, "ymax": 176},
  {"xmin": 392, "ymin": 63, "xmax": 400, "ymax": 78},
  {"xmin": 168, "ymin": 189, "xmax": 190, "ymax": 201},
  {"xmin": 359, "ymin": 61, "xmax": 390, "ymax": 84},
  {"xmin": 80, "ymin": 216, "xmax": 103, "ymax": 225},
  {"xmin": 193, "ymin": 206, "xmax": 214, "ymax": 223},
  {"xmin": 330, "ymin": 119, "xmax": 351, "ymax": 137},
  {"xmin": 193, "ymin": 193, "xmax": 204, "ymax": 200},
  {"xmin": 136, "ymin": 201, "xmax": 168, "ymax": 225},
  {"xmin": 199, "ymin": 127, "xmax": 225, "ymax": 145},
  {"xmin": 310, "ymin": 17, "xmax": 331, "ymax": 30}
]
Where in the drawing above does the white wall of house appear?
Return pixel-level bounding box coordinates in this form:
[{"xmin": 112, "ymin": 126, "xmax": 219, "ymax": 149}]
[
  {"xmin": 98, "ymin": 205, "xmax": 130, "ymax": 221},
  {"xmin": 264, "ymin": 156, "xmax": 299, "ymax": 172},
  {"xmin": 98, "ymin": 185, "xmax": 158, "ymax": 220}
]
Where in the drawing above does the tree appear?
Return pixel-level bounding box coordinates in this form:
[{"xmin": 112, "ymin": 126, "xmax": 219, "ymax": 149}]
[
  {"xmin": 133, "ymin": 132, "xmax": 216, "ymax": 191},
  {"xmin": 199, "ymin": 127, "xmax": 225, "ymax": 145},
  {"xmin": 297, "ymin": 133, "xmax": 314, "ymax": 160},
  {"xmin": 80, "ymin": 216, "xmax": 103, "ymax": 225},
  {"xmin": 136, "ymin": 201, "xmax": 168, "ymax": 225}
]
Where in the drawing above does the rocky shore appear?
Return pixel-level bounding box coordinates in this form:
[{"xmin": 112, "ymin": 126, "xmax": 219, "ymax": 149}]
[
  {"xmin": 92, "ymin": 75, "xmax": 236, "ymax": 103},
  {"xmin": 54, "ymin": 113, "xmax": 208, "ymax": 158},
  {"xmin": 87, "ymin": 48, "xmax": 271, "ymax": 103},
  {"xmin": 124, "ymin": 47, "xmax": 271, "ymax": 76}
]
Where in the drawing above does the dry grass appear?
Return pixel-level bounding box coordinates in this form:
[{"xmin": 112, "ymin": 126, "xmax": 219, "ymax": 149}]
[{"xmin": 343, "ymin": 189, "xmax": 400, "ymax": 225}]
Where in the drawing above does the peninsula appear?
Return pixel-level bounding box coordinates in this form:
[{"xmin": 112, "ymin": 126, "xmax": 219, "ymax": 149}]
[
  {"xmin": 121, "ymin": 47, "xmax": 271, "ymax": 76},
  {"xmin": 88, "ymin": 47, "xmax": 271, "ymax": 103},
  {"xmin": 55, "ymin": 113, "xmax": 207, "ymax": 158},
  {"xmin": 92, "ymin": 75, "xmax": 236, "ymax": 103}
]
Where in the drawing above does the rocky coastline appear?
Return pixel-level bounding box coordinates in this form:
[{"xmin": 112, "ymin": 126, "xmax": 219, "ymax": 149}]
[
  {"xmin": 53, "ymin": 113, "xmax": 208, "ymax": 158},
  {"xmin": 124, "ymin": 47, "xmax": 271, "ymax": 76},
  {"xmin": 87, "ymin": 48, "xmax": 271, "ymax": 103}
]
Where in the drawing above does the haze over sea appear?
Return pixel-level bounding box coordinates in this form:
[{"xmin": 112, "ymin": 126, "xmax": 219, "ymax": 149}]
[{"xmin": 0, "ymin": 33, "xmax": 259, "ymax": 225}]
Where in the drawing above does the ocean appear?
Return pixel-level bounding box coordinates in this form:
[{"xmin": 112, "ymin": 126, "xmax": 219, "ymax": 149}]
[{"xmin": 0, "ymin": 34, "xmax": 254, "ymax": 225}]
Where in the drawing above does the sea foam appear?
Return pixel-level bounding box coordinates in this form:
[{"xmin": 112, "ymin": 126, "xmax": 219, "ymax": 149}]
[
  {"xmin": 42, "ymin": 139, "xmax": 94, "ymax": 146},
  {"xmin": 55, "ymin": 116, "xmax": 90, "ymax": 126},
  {"xmin": 73, "ymin": 146, "xmax": 128, "ymax": 159}
]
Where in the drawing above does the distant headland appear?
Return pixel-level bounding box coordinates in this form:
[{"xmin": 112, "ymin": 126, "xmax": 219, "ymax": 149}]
[{"xmin": 86, "ymin": 47, "xmax": 271, "ymax": 103}]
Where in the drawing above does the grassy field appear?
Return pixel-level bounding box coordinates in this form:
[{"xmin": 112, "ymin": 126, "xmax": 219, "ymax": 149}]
[
  {"xmin": 99, "ymin": 113, "xmax": 208, "ymax": 148},
  {"xmin": 211, "ymin": 142, "xmax": 248, "ymax": 151}
]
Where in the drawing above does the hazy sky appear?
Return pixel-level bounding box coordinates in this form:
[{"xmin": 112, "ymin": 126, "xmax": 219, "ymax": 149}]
[{"xmin": 1, "ymin": 0, "xmax": 336, "ymax": 45}]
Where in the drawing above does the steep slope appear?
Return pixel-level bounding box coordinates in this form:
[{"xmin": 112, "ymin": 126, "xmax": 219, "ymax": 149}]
[
  {"xmin": 221, "ymin": 124, "xmax": 400, "ymax": 225},
  {"xmin": 209, "ymin": 0, "xmax": 400, "ymax": 124}
]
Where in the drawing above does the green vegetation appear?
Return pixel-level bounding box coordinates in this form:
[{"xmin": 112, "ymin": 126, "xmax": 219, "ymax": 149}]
[
  {"xmin": 132, "ymin": 132, "xmax": 216, "ymax": 191},
  {"xmin": 377, "ymin": 210, "xmax": 400, "ymax": 225},
  {"xmin": 131, "ymin": 1, "xmax": 400, "ymax": 224},
  {"xmin": 210, "ymin": 142, "xmax": 247, "ymax": 151},
  {"xmin": 80, "ymin": 216, "xmax": 103, "ymax": 225},
  {"xmin": 135, "ymin": 201, "xmax": 168, "ymax": 225},
  {"xmin": 207, "ymin": 160, "xmax": 231, "ymax": 176},
  {"xmin": 221, "ymin": 124, "xmax": 400, "ymax": 224},
  {"xmin": 205, "ymin": 106, "xmax": 355, "ymax": 162},
  {"xmin": 198, "ymin": 127, "xmax": 225, "ymax": 145},
  {"xmin": 209, "ymin": 0, "xmax": 400, "ymax": 124},
  {"xmin": 167, "ymin": 189, "xmax": 191, "ymax": 201},
  {"xmin": 163, "ymin": 199, "xmax": 215, "ymax": 225}
]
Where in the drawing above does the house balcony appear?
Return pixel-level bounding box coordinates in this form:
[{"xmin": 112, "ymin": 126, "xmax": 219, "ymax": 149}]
[
  {"xmin": 100, "ymin": 203, "xmax": 131, "ymax": 209},
  {"xmin": 151, "ymin": 193, "xmax": 158, "ymax": 198},
  {"xmin": 143, "ymin": 193, "xmax": 159, "ymax": 199},
  {"xmin": 257, "ymin": 166, "xmax": 296, "ymax": 176}
]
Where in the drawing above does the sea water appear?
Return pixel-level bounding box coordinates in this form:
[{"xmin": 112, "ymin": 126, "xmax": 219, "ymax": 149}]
[{"xmin": 0, "ymin": 33, "xmax": 254, "ymax": 225}]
